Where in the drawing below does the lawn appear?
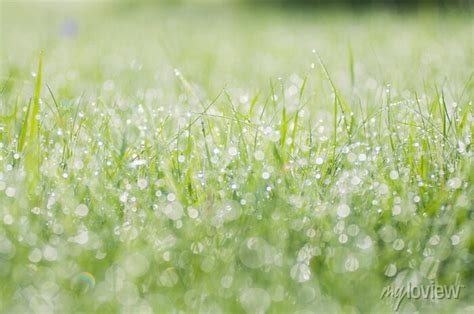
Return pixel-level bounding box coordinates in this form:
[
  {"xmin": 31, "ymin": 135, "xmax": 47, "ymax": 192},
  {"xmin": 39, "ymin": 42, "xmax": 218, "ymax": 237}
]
[{"xmin": 0, "ymin": 2, "xmax": 473, "ymax": 313}]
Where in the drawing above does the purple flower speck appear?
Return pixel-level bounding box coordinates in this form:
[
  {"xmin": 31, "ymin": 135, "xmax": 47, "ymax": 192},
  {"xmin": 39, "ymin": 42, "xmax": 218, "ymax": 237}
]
[{"xmin": 60, "ymin": 19, "xmax": 79, "ymax": 38}]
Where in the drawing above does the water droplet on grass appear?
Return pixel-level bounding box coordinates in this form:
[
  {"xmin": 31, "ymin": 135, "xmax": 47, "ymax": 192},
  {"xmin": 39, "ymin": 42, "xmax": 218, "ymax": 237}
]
[
  {"xmin": 162, "ymin": 202, "xmax": 184, "ymax": 221},
  {"xmin": 5, "ymin": 187, "xmax": 16, "ymax": 198},
  {"xmin": 389, "ymin": 170, "xmax": 399, "ymax": 180},
  {"xmin": 429, "ymin": 235, "xmax": 440, "ymax": 246},
  {"xmin": 239, "ymin": 237, "xmax": 268, "ymax": 269},
  {"xmin": 123, "ymin": 252, "xmax": 149, "ymax": 278},
  {"xmin": 357, "ymin": 235, "xmax": 373, "ymax": 250},
  {"xmin": 337, "ymin": 204, "xmax": 351, "ymax": 218},
  {"xmin": 3, "ymin": 214, "xmax": 13, "ymax": 225},
  {"xmin": 385, "ymin": 263, "xmax": 397, "ymax": 277},
  {"xmin": 74, "ymin": 230, "xmax": 89, "ymax": 245},
  {"xmin": 116, "ymin": 281, "xmax": 139, "ymax": 305},
  {"xmin": 344, "ymin": 255, "xmax": 359, "ymax": 272},
  {"xmin": 191, "ymin": 242, "xmax": 204, "ymax": 254},
  {"xmin": 159, "ymin": 268, "xmax": 179, "ymax": 287},
  {"xmin": 447, "ymin": 177, "xmax": 462, "ymax": 189},
  {"xmin": 137, "ymin": 178, "xmax": 148, "ymax": 190},
  {"xmin": 339, "ymin": 234, "xmax": 348, "ymax": 243},
  {"xmin": 254, "ymin": 150, "xmax": 264, "ymax": 161},
  {"xmin": 379, "ymin": 225, "xmax": 397, "ymax": 243},
  {"xmin": 43, "ymin": 245, "xmax": 58, "ymax": 261},
  {"xmin": 290, "ymin": 262, "xmax": 311, "ymax": 282},
  {"xmin": 220, "ymin": 275, "xmax": 233, "ymax": 288},
  {"xmin": 72, "ymin": 272, "xmax": 95, "ymax": 293},
  {"xmin": 28, "ymin": 248, "xmax": 42, "ymax": 263},
  {"xmin": 103, "ymin": 80, "xmax": 114, "ymax": 91},
  {"xmin": 451, "ymin": 235, "xmax": 460, "ymax": 245},
  {"xmin": 393, "ymin": 239, "xmax": 405, "ymax": 251},
  {"xmin": 392, "ymin": 205, "xmax": 402, "ymax": 216},
  {"xmin": 167, "ymin": 193, "xmax": 176, "ymax": 202},
  {"xmin": 75, "ymin": 204, "xmax": 89, "ymax": 217},
  {"xmin": 378, "ymin": 184, "xmax": 389, "ymax": 195},
  {"xmin": 240, "ymin": 288, "xmax": 271, "ymax": 314},
  {"xmin": 187, "ymin": 207, "xmax": 199, "ymax": 219},
  {"xmin": 200, "ymin": 255, "xmax": 215, "ymax": 272},
  {"xmin": 228, "ymin": 147, "xmax": 238, "ymax": 156},
  {"xmin": 351, "ymin": 176, "xmax": 361, "ymax": 186},
  {"xmin": 298, "ymin": 286, "xmax": 316, "ymax": 303}
]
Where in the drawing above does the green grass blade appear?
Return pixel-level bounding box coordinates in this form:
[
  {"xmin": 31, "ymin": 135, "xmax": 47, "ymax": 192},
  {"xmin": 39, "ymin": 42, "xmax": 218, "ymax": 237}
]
[{"xmin": 29, "ymin": 51, "xmax": 43, "ymax": 140}]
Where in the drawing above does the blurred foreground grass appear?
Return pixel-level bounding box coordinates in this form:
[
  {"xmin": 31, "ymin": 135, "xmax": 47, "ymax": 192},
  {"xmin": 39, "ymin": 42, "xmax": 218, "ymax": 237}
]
[{"xmin": 0, "ymin": 2, "xmax": 473, "ymax": 313}]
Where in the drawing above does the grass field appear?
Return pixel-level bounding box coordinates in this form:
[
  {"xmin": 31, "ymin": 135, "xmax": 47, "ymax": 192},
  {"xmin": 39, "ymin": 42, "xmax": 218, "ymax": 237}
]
[{"xmin": 0, "ymin": 2, "xmax": 473, "ymax": 313}]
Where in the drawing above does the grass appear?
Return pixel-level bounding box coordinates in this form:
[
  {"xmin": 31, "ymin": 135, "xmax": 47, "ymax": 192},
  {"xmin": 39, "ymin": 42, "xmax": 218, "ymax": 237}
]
[{"xmin": 0, "ymin": 2, "xmax": 473, "ymax": 313}]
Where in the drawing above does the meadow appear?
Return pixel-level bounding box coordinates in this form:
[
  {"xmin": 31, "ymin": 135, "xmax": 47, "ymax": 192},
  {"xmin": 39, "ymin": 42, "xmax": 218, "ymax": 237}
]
[{"xmin": 0, "ymin": 2, "xmax": 473, "ymax": 313}]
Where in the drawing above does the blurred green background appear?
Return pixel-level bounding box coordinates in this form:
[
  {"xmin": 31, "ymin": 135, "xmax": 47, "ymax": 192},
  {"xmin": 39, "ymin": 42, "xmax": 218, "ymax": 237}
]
[{"xmin": 112, "ymin": 0, "xmax": 472, "ymax": 9}]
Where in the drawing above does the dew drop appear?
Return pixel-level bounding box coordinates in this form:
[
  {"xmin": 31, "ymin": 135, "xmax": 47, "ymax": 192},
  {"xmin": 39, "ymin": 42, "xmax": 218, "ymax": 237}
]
[
  {"xmin": 357, "ymin": 235, "xmax": 373, "ymax": 250},
  {"xmin": 239, "ymin": 237, "xmax": 268, "ymax": 269},
  {"xmin": 220, "ymin": 275, "xmax": 233, "ymax": 288},
  {"xmin": 344, "ymin": 255, "xmax": 359, "ymax": 272},
  {"xmin": 290, "ymin": 262, "xmax": 311, "ymax": 282},
  {"xmin": 28, "ymin": 248, "xmax": 42, "ymax": 263},
  {"xmin": 5, "ymin": 187, "xmax": 16, "ymax": 198},
  {"xmin": 228, "ymin": 147, "xmax": 238, "ymax": 156},
  {"xmin": 337, "ymin": 204, "xmax": 351, "ymax": 218},
  {"xmin": 187, "ymin": 207, "xmax": 199, "ymax": 219},
  {"xmin": 351, "ymin": 176, "xmax": 361, "ymax": 186},
  {"xmin": 74, "ymin": 230, "xmax": 89, "ymax": 245},
  {"xmin": 447, "ymin": 177, "xmax": 462, "ymax": 190},
  {"xmin": 389, "ymin": 170, "xmax": 399, "ymax": 180},
  {"xmin": 451, "ymin": 235, "xmax": 460, "ymax": 245},
  {"xmin": 392, "ymin": 205, "xmax": 402, "ymax": 216},
  {"xmin": 3, "ymin": 214, "xmax": 13, "ymax": 225},
  {"xmin": 159, "ymin": 267, "xmax": 179, "ymax": 287},
  {"xmin": 379, "ymin": 225, "xmax": 397, "ymax": 243},
  {"xmin": 162, "ymin": 202, "xmax": 184, "ymax": 221},
  {"xmin": 358, "ymin": 153, "xmax": 367, "ymax": 162},
  {"xmin": 378, "ymin": 184, "xmax": 389, "ymax": 195},
  {"xmin": 339, "ymin": 234, "xmax": 348, "ymax": 243},
  {"xmin": 393, "ymin": 239, "xmax": 405, "ymax": 251},
  {"xmin": 123, "ymin": 252, "xmax": 149, "ymax": 278},
  {"xmin": 75, "ymin": 204, "xmax": 89, "ymax": 217},
  {"xmin": 167, "ymin": 193, "xmax": 176, "ymax": 202},
  {"xmin": 191, "ymin": 242, "xmax": 204, "ymax": 254},
  {"xmin": 254, "ymin": 150, "xmax": 264, "ymax": 161},
  {"xmin": 384, "ymin": 263, "xmax": 397, "ymax": 277},
  {"xmin": 43, "ymin": 245, "xmax": 58, "ymax": 261},
  {"xmin": 72, "ymin": 272, "xmax": 96, "ymax": 293},
  {"xmin": 137, "ymin": 178, "xmax": 148, "ymax": 190},
  {"xmin": 298, "ymin": 286, "xmax": 316, "ymax": 304},
  {"xmin": 240, "ymin": 288, "xmax": 271, "ymax": 314}
]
